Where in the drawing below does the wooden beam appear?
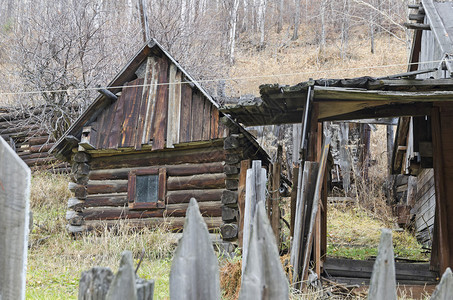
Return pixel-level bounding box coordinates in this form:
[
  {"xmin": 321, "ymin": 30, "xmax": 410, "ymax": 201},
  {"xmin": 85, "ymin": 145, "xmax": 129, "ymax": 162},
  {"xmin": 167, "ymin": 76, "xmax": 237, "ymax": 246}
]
[{"xmin": 403, "ymin": 23, "xmax": 431, "ymax": 30}]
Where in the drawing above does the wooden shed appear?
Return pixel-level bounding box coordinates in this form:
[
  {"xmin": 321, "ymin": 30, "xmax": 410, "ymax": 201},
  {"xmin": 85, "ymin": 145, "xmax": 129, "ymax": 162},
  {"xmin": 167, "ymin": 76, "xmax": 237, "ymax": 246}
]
[
  {"xmin": 393, "ymin": 0, "xmax": 453, "ymax": 247},
  {"xmin": 50, "ymin": 39, "xmax": 268, "ymax": 242}
]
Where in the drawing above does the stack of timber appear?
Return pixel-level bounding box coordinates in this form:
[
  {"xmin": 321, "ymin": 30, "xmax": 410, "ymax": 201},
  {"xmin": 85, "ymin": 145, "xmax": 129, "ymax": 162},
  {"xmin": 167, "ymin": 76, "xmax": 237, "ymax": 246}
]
[
  {"xmin": 55, "ymin": 39, "xmax": 269, "ymax": 244},
  {"xmin": 0, "ymin": 106, "xmax": 69, "ymax": 172}
]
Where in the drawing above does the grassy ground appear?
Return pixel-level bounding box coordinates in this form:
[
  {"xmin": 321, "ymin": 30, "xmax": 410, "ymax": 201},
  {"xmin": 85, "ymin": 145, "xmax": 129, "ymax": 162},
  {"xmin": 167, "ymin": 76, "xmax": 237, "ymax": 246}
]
[
  {"xmin": 27, "ymin": 170, "xmax": 429, "ymax": 299},
  {"xmin": 27, "ymin": 171, "xmax": 174, "ymax": 299}
]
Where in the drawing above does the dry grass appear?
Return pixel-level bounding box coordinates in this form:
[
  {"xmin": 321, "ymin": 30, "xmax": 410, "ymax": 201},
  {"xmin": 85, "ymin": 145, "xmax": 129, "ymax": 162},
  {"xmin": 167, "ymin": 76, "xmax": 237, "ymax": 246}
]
[
  {"xmin": 229, "ymin": 33, "xmax": 408, "ymax": 96},
  {"xmin": 27, "ymin": 172, "xmax": 175, "ymax": 299}
]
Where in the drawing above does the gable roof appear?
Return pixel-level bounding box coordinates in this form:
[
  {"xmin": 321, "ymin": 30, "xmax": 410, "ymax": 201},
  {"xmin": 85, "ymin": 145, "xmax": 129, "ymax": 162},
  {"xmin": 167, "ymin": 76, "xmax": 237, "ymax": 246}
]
[{"xmin": 50, "ymin": 39, "xmax": 218, "ymax": 159}]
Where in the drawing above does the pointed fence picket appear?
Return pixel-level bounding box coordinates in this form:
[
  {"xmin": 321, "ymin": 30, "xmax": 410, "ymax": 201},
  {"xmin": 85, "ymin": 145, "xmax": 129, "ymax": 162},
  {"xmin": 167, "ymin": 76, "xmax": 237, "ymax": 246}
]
[{"xmin": 0, "ymin": 136, "xmax": 31, "ymax": 300}]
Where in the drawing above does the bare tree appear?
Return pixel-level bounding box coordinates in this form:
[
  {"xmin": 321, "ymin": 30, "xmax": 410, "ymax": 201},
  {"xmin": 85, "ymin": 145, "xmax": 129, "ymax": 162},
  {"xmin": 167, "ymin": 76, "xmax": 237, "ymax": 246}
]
[
  {"xmin": 228, "ymin": 0, "xmax": 241, "ymax": 64},
  {"xmin": 292, "ymin": 0, "xmax": 300, "ymax": 40}
]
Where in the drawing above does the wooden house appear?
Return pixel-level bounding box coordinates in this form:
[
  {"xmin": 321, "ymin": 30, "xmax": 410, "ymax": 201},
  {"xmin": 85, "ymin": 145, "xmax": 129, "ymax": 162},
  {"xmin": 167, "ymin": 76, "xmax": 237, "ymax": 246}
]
[
  {"xmin": 50, "ymin": 39, "xmax": 268, "ymax": 242},
  {"xmin": 393, "ymin": 0, "xmax": 453, "ymax": 247}
]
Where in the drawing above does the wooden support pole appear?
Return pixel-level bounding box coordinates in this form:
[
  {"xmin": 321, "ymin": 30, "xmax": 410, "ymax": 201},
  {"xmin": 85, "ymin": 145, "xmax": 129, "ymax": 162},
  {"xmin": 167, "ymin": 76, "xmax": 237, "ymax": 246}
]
[
  {"xmin": 271, "ymin": 161, "xmax": 281, "ymax": 245},
  {"xmin": 301, "ymin": 137, "xmax": 330, "ymax": 284},
  {"xmin": 431, "ymin": 106, "xmax": 452, "ymax": 273},
  {"xmin": 238, "ymin": 159, "xmax": 250, "ymax": 249},
  {"xmin": 290, "ymin": 166, "xmax": 299, "ymax": 238}
]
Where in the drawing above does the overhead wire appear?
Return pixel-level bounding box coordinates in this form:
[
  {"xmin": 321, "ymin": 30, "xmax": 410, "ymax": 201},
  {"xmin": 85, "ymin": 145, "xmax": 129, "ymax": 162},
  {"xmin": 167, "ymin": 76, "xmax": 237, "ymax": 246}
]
[{"xmin": 0, "ymin": 58, "xmax": 450, "ymax": 97}]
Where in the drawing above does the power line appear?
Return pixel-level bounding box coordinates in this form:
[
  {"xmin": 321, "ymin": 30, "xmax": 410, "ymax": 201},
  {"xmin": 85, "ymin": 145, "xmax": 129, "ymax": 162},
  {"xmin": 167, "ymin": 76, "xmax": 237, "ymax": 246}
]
[{"xmin": 0, "ymin": 59, "xmax": 449, "ymax": 97}]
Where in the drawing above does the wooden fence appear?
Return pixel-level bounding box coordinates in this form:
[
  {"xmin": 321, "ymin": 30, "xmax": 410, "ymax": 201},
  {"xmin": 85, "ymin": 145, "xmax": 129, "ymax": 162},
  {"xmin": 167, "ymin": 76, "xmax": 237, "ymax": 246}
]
[
  {"xmin": 0, "ymin": 136, "xmax": 31, "ymax": 300},
  {"xmin": 77, "ymin": 197, "xmax": 453, "ymax": 300}
]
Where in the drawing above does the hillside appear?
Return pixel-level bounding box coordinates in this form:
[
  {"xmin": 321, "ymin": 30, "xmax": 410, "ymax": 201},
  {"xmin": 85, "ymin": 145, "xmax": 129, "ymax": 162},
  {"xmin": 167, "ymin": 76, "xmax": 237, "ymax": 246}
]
[{"xmin": 229, "ymin": 34, "xmax": 408, "ymax": 96}]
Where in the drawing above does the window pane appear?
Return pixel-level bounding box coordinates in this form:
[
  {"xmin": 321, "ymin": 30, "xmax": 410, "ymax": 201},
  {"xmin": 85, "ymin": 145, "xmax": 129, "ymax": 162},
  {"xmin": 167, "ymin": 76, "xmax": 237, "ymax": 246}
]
[{"xmin": 135, "ymin": 174, "xmax": 159, "ymax": 203}]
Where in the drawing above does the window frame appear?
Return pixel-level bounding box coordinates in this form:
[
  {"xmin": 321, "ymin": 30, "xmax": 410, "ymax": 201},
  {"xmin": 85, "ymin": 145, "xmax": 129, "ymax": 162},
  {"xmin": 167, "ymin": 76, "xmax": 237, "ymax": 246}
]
[{"xmin": 128, "ymin": 167, "xmax": 166, "ymax": 210}]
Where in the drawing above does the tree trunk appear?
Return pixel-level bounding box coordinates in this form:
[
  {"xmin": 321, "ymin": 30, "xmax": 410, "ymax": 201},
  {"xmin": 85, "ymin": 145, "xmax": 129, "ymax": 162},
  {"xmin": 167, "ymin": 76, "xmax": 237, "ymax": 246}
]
[
  {"xmin": 257, "ymin": 0, "xmax": 266, "ymax": 49},
  {"xmin": 277, "ymin": 0, "xmax": 284, "ymax": 33},
  {"xmin": 292, "ymin": 0, "xmax": 301, "ymax": 40},
  {"xmin": 228, "ymin": 0, "xmax": 240, "ymax": 64}
]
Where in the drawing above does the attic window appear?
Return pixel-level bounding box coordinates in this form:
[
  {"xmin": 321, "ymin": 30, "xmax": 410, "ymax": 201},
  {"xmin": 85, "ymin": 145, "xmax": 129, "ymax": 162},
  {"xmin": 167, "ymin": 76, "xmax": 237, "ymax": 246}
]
[{"xmin": 128, "ymin": 168, "xmax": 166, "ymax": 210}]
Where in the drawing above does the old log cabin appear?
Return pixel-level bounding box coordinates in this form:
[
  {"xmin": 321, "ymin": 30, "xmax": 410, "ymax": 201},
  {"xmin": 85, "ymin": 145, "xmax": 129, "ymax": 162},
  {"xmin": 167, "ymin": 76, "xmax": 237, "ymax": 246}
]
[{"xmin": 50, "ymin": 39, "xmax": 268, "ymax": 242}]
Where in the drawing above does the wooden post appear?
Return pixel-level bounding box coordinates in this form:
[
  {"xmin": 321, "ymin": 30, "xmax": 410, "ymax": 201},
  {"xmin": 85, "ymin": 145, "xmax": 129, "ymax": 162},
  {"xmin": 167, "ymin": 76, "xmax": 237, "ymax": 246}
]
[
  {"xmin": 368, "ymin": 229, "xmax": 397, "ymax": 300},
  {"xmin": 431, "ymin": 105, "xmax": 452, "ymax": 273},
  {"xmin": 0, "ymin": 136, "xmax": 31, "ymax": 300},
  {"xmin": 170, "ymin": 198, "xmax": 220, "ymax": 299},
  {"xmin": 271, "ymin": 161, "xmax": 281, "ymax": 245},
  {"xmin": 242, "ymin": 160, "xmax": 266, "ymax": 275},
  {"xmin": 239, "ymin": 201, "xmax": 289, "ymax": 299},
  {"xmin": 301, "ymin": 137, "xmax": 330, "ymax": 284},
  {"xmin": 238, "ymin": 159, "xmax": 250, "ymax": 248},
  {"xmin": 290, "ymin": 166, "xmax": 299, "ymax": 238},
  {"xmin": 430, "ymin": 268, "xmax": 453, "ymax": 300}
]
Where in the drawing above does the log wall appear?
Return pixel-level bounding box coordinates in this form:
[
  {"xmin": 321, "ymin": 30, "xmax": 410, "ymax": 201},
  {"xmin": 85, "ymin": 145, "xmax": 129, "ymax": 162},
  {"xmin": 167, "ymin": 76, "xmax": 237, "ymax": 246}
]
[
  {"xmin": 0, "ymin": 107, "xmax": 69, "ymax": 172},
  {"xmin": 67, "ymin": 127, "xmax": 269, "ymax": 243},
  {"xmin": 67, "ymin": 145, "xmax": 227, "ymax": 233}
]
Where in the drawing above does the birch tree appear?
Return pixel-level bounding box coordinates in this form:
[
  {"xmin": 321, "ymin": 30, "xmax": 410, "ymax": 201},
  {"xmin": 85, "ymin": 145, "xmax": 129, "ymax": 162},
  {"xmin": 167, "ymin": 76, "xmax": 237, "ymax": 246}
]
[
  {"xmin": 228, "ymin": 0, "xmax": 241, "ymax": 64},
  {"xmin": 257, "ymin": 0, "xmax": 266, "ymax": 49}
]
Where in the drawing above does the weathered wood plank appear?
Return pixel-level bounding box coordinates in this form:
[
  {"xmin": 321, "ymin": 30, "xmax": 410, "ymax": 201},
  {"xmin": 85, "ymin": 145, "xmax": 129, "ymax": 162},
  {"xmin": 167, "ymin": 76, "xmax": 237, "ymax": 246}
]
[
  {"xmin": 430, "ymin": 267, "xmax": 453, "ymax": 300},
  {"xmin": 368, "ymin": 229, "xmax": 397, "ymax": 300},
  {"xmin": 151, "ymin": 56, "xmax": 169, "ymax": 150},
  {"xmin": 0, "ymin": 136, "xmax": 31, "ymax": 300},
  {"xmin": 170, "ymin": 199, "xmax": 220, "ymax": 300},
  {"xmin": 105, "ymin": 251, "xmax": 138, "ymax": 300},
  {"xmin": 120, "ymin": 79, "xmax": 143, "ymax": 148},
  {"xmin": 239, "ymin": 201, "xmax": 289, "ymax": 299},
  {"xmin": 210, "ymin": 105, "xmax": 219, "ymax": 140},
  {"xmin": 190, "ymin": 92, "xmax": 204, "ymax": 141},
  {"xmin": 179, "ymin": 83, "xmax": 193, "ymax": 143},
  {"xmin": 201, "ymin": 101, "xmax": 211, "ymax": 141},
  {"xmin": 242, "ymin": 160, "xmax": 266, "ymax": 275},
  {"xmin": 166, "ymin": 66, "xmax": 181, "ymax": 148},
  {"xmin": 301, "ymin": 137, "xmax": 330, "ymax": 283},
  {"xmin": 141, "ymin": 56, "xmax": 159, "ymax": 145},
  {"xmin": 106, "ymin": 83, "xmax": 126, "ymax": 149},
  {"xmin": 238, "ymin": 160, "xmax": 250, "ymax": 249}
]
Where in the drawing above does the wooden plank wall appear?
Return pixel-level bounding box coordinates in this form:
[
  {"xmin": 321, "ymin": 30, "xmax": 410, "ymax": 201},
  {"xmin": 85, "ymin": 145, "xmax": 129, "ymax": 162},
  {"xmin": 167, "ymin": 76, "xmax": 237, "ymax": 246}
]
[
  {"xmin": 90, "ymin": 56, "xmax": 227, "ymax": 151},
  {"xmin": 0, "ymin": 108, "xmax": 69, "ymax": 172},
  {"xmin": 66, "ymin": 145, "xmax": 227, "ymax": 233},
  {"xmin": 413, "ymin": 168, "xmax": 436, "ymax": 246}
]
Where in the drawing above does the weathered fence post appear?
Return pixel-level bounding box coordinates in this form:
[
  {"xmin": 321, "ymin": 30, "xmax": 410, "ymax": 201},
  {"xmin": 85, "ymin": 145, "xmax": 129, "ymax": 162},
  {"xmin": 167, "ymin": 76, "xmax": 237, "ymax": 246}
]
[
  {"xmin": 367, "ymin": 228, "xmax": 397, "ymax": 300},
  {"xmin": 239, "ymin": 201, "xmax": 289, "ymax": 299},
  {"xmin": 0, "ymin": 136, "xmax": 31, "ymax": 300},
  {"xmin": 169, "ymin": 198, "xmax": 220, "ymax": 300},
  {"xmin": 78, "ymin": 267, "xmax": 114, "ymax": 300},
  {"xmin": 430, "ymin": 267, "xmax": 453, "ymax": 300},
  {"xmin": 106, "ymin": 251, "xmax": 138, "ymax": 300},
  {"xmin": 78, "ymin": 251, "xmax": 155, "ymax": 300},
  {"xmin": 242, "ymin": 160, "xmax": 266, "ymax": 275}
]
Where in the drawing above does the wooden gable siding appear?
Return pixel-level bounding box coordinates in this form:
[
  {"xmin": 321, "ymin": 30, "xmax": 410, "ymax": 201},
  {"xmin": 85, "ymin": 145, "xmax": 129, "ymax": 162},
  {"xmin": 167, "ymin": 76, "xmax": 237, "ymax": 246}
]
[{"xmin": 89, "ymin": 56, "xmax": 226, "ymax": 151}]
